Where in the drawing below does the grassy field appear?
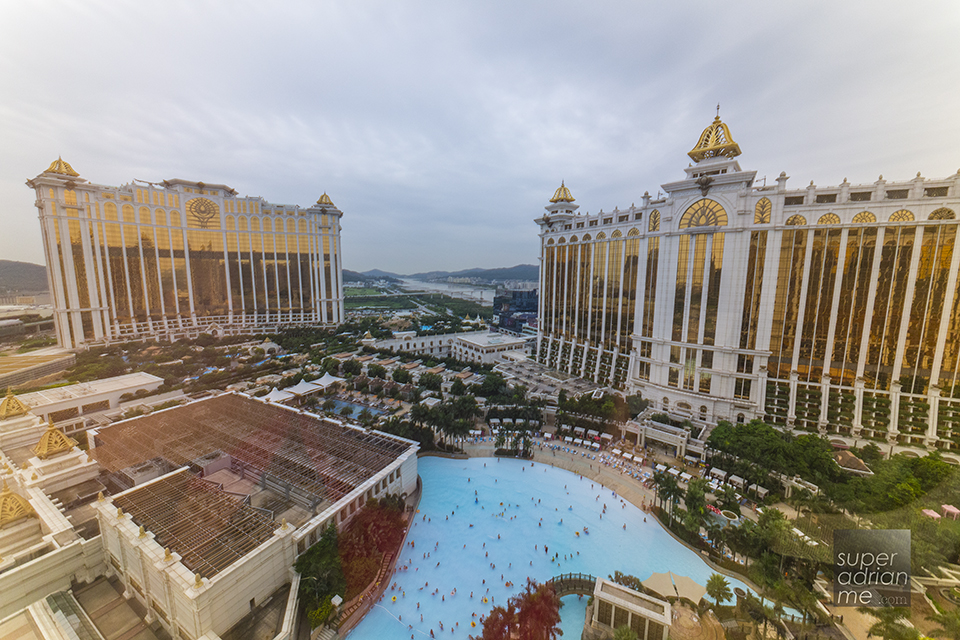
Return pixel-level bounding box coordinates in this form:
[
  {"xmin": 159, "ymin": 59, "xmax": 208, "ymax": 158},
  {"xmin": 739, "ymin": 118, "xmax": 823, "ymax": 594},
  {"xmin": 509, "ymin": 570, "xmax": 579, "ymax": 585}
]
[
  {"xmin": 344, "ymin": 287, "xmax": 388, "ymax": 297},
  {"xmin": 344, "ymin": 296, "xmax": 417, "ymax": 310}
]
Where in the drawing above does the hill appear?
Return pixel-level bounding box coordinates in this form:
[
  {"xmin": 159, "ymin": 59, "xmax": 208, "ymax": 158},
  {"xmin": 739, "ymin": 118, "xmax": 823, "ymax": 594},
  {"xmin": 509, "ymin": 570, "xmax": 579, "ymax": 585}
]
[
  {"xmin": 0, "ymin": 260, "xmax": 48, "ymax": 294},
  {"xmin": 406, "ymin": 264, "xmax": 538, "ymax": 282}
]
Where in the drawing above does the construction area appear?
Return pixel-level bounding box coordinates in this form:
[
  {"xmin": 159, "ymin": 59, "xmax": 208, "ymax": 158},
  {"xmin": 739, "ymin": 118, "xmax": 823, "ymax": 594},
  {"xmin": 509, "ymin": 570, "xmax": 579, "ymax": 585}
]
[
  {"xmin": 112, "ymin": 469, "xmax": 279, "ymax": 578},
  {"xmin": 92, "ymin": 393, "xmax": 413, "ymax": 525}
]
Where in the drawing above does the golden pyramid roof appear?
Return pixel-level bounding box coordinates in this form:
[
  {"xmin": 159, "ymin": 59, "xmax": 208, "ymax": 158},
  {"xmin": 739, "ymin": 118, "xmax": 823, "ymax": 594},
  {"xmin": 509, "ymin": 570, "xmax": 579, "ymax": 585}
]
[
  {"xmin": 0, "ymin": 390, "xmax": 30, "ymax": 420},
  {"xmin": 0, "ymin": 480, "xmax": 36, "ymax": 528},
  {"xmin": 33, "ymin": 419, "xmax": 77, "ymax": 460},
  {"xmin": 317, "ymin": 193, "xmax": 335, "ymax": 206},
  {"xmin": 45, "ymin": 156, "xmax": 80, "ymax": 177},
  {"xmin": 550, "ymin": 181, "xmax": 575, "ymax": 203},
  {"xmin": 688, "ymin": 116, "xmax": 741, "ymax": 163}
]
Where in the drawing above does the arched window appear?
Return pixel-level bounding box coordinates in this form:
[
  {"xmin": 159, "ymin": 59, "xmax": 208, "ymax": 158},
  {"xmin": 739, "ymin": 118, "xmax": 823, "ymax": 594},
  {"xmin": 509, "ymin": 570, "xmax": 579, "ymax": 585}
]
[
  {"xmin": 122, "ymin": 204, "xmax": 135, "ymax": 223},
  {"xmin": 582, "ymin": 234, "xmax": 592, "ymax": 241},
  {"xmin": 611, "ymin": 229, "xmax": 622, "ymax": 238},
  {"xmin": 104, "ymin": 202, "xmax": 117, "ymax": 221},
  {"xmin": 569, "ymin": 235, "xmax": 579, "ymax": 243},
  {"xmin": 785, "ymin": 215, "xmax": 807, "ymax": 225},
  {"xmin": 817, "ymin": 213, "xmax": 840, "ymax": 225},
  {"xmin": 226, "ymin": 216, "xmax": 235, "ymax": 230},
  {"xmin": 627, "ymin": 228, "xmax": 640, "ymax": 236},
  {"xmin": 930, "ymin": 208, "xmax": 956, "ymax": 220},
  {"xmin": 596, "ymin": 232, "xmax": 606, "ymax": 240},
  {"xmin": 889, "ymin": 209, "xmax": 914, "ymax": 222},
  {"xmin": 155, "ymin": 209, "xmax": 166, "ymax": 226},
  {"xmin": 558, "ymin": 237, "xmax": 566, "ymax": 244},
  {"xmin": 737, "ymin": 413, "xmax": 745, "ymax": 424},
  {"xmin": 546, "ymin": 238, "xmax": 554, "ymax": 245},
  {"xmin": 662, "ymin": 397, "xmax": 669, "ymax": 407},
  {"xmin": 700, "ymin": 406, "xmax": 708, "ymax": 418},
  {"xmin": 239, "ymin": 217, "xmax": 248, "ymax": 231},
  {"xmin": 139, "ymin": 206, "xmax": 152, "ymax": 225},
  {"xmin": 649, "ymin": 210, "xmax": 660, "ymax": 232},
  {"xmin": 754, "ymin": 198, "xmax": 772, "ymax": 224},
  {"xmin": 852, "ymin": 211, "xmax": 876, "ymax": 223},
  {"xmin": 680, "ymin": 199, "xmax": 728, "ymax": 229}
]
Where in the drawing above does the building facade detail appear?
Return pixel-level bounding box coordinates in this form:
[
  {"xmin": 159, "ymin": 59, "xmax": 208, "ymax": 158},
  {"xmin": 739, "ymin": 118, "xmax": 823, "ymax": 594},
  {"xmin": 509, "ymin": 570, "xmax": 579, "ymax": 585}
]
[
  {"xmin": 536, "ymin": 118, "xmax": 960, "ymax": 454},
  {"xmin": 27, "ymin": 161, "xmax": 344, "ymax": 348}
]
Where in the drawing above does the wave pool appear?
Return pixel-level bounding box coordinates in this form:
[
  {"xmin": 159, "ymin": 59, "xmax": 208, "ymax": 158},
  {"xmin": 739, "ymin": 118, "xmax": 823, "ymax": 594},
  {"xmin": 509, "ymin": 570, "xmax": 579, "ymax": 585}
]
[{"xmin": 346, "ymin": 456, "xmax": 753, "ymax": 638}]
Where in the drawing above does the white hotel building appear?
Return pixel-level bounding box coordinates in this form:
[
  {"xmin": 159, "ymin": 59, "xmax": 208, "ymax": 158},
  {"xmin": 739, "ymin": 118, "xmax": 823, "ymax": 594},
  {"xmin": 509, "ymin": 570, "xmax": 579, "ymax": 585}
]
[
  {"xmin": 537, "ymin": 117, "xmax": 960, "ymax": 453},
  {"xmin": 27, "ymin": 159, "xmax": 344, "ymax": 349}
]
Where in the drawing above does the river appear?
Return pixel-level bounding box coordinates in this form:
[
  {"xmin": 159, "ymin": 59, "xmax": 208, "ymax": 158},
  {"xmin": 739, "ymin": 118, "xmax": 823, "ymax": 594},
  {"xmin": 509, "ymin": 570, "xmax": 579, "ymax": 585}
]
[{"xmin": 399, "ymin": 279, "xmax": 495, "ymax": 306}]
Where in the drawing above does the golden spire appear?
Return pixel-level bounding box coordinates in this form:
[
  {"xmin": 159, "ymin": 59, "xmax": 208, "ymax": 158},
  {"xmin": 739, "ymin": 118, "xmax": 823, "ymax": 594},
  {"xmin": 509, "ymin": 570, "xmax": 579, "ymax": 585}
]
[
  {"xmin": 550, "ymin": 181, "xmax": 575, "ymax": 203},
  {"xmin": 32, "ymin": 419, "xmax": 77, "ymax": 460},
  {"xmin": 44, "ymin": 157, "xmax": 80, "ymax": 177},
  {"xmin": 317, "ymin": 193, "xmax": 335, "ymax": 206},
  {"xmin": 688, "ymin": 116, "xmax": 741, "ymax": 163},
  {"xmin": 0, "ymin": 390, "xmax": 30, "ymax": 420},
  {"xmin": 0, "ymin": 479, "xmax": 37, "ymax": 528}
]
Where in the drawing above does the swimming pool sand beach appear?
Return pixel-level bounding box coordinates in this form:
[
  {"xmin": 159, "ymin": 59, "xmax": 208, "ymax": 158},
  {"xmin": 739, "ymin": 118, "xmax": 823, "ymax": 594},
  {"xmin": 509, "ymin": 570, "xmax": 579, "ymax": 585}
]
[{"xmin": 346, "ymin": 456, "xmax": 753, "ymax": 639}]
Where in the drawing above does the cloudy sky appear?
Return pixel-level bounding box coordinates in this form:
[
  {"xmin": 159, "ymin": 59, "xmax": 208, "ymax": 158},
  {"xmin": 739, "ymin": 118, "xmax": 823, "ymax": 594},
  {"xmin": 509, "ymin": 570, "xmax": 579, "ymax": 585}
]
[{"xmin": 2, "ymin": 1, "xmax": 959, "ymax": 274}]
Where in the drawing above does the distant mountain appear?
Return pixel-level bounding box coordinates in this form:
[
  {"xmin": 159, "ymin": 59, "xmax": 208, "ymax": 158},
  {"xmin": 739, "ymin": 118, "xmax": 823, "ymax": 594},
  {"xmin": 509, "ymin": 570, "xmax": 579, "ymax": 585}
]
[
  {"xmin": 406, "ymin": 264, "xmax": 538, "ymax": 282},
  {"xmin": 342, "ymin": 269, "xmax": 370, "ymax": 283},
  {"xmin": 361, "ymin": 269, "xmax": 405, "ymax": 280},
  {"xmin": 0, "ymin": 260, "xmax": 48, "ymax": 294}
]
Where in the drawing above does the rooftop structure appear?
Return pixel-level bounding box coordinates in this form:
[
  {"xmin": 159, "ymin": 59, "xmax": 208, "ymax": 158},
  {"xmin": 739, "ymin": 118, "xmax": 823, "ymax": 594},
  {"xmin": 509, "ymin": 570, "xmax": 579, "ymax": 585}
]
[
  {"xmin": 92, "ymin": 393, "xmax": 413, "ymax": 510},
  {"xmin": 26, "ymin": 160, "xmax": 345, "ymax": 349},
  {"xmin": 0, "ymin": 351, "xmax": 75, "ymax": 391},
  {"xmin": 111, "ymin": 468, "xmax": 277, "ymax": 577}
]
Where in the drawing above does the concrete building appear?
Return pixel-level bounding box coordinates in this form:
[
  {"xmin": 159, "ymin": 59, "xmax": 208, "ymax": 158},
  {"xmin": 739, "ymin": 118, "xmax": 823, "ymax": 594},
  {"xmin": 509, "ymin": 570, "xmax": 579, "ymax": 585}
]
[
  {"xmin": 12, "ymin": 372, "xmax": 164, "ymax": 436},
  {"xmin": 585, "ymin": 577, "xmax": 671, "ymax": 640},
  {"xmin": 27, "ymin": 158, "xmax": 344, "ymax": 349},
  {"xmin": 537, "ymin": 116, "xmax": 960, "ymax": 455},
  {"xmin": 450, "ymin": 332, "xmax": 528, "ymax": 365}
]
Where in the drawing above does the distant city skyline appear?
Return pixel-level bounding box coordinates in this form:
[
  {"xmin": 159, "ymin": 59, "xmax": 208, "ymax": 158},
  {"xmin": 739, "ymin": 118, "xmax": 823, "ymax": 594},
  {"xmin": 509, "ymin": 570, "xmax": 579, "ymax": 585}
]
[{"xmin": 2, "ymin": 1, "xmax": 958, "ymax": 273}]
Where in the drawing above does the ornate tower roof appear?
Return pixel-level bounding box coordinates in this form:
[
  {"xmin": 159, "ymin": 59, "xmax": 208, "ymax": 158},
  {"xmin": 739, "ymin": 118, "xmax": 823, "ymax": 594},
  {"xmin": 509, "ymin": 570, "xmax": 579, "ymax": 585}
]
[
  {"xmin": 44, "ymin": 156, "xmax": 80, "ymax": 177},
  {"xmin": 317, "ymin": 193, "xmax": 335, "ymax": 206},
  {"xmin": 32, "ymin": 420, "xmax": 77, "ymax": 460},
  {"xmin": 0, "ymin": 480, "xmax": 36, "ymax": 528},
  {"xmin": 0, "ymin": 390, "xmax": 30, "ymax": 420},
  {"xmin": 550, "ymin": 181, "xmax": 575, "ymax": 203},
  {"xmin": 688, "ymin": 116, "xmax": 741, "ymax": 163}
]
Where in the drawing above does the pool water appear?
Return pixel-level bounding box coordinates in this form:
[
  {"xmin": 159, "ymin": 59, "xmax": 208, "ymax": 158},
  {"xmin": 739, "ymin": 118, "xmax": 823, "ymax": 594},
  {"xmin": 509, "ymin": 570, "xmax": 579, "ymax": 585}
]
[
  {"xmin": 346, "ymin": 456, "xmax": 754, "ymax": 639},
  {"xmin": 327, "ymin": 399, "xmax": 387, "ymax": 417}
]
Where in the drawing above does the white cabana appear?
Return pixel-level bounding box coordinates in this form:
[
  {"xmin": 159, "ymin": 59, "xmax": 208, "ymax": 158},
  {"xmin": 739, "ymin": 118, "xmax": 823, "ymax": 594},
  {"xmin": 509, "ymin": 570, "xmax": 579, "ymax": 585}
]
[
  {"xmin": 591, "ymin": 442, "xmax": 600, "ymax": 450},
  {"xmin": 586, "ymin": 429, "xmax": 600, "ymax": 438},
  {"xmin": 286, "ymin": 379, "xmax": 321, "ymax": 396},
  {"xmin": 263, "ymin": 387, "xmax": 293, "ymax": 403},
  {"xmin": 667, "ymin": 468, "xmax": 680, "ymax": 477},
  {"xmin": 612, "ymin": 448, "xmax": 622, "ymax": 455},
  {"xmin": 655, "ymin": 464, "xmax": 667, "ymax": 472},
  {"xmin": 728, "ymin": 475, "xmax": 746, "ymax": 489},
  {"xmin": 314, "ymin": 372, "xmax": 345, "ymax": 389},
  {"xmin": 573, "ymin": 427, "xmax": 586, "ymax": 436},
  {"xmin": 601, "ymin": 433, "xmax": 613, "ymax": 441},
  {"xmin": 684, "ymin": 454, "xmax": 700, "ymax": 465},
  {"xmin": 564, "ymin": 436, "xmax": 573, "ymax": 443},
  {"xmin": 680, "ymin": 472, "xmax": 693, "ymax": 483},
  {"xmin": 709, "ymin": 468, "xmax": 728, "ymax": 481},
  {"xmin": 574, "ymin": 438, "xmax": 584, "ymax": 446},
  {"xmin": 623, "ymin": 453, "xmax": 634, "ymax": 461}
]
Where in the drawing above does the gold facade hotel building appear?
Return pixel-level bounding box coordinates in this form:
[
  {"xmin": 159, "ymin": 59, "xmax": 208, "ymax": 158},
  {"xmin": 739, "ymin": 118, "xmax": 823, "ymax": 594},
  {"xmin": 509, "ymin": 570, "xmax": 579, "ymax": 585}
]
[
  {"xmin": 27, "ymin": 159, "xmax": 344, "ymax": 349},
  {"xmin": 537, "ymin": 117, "xmax": 960, "ymax": 453}
]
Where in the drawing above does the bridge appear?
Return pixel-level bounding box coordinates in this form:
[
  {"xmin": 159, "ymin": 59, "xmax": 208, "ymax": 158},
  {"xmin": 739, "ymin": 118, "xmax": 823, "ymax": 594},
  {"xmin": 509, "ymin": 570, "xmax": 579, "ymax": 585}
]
[{"xmin": 545, "ymin": 572, "xmax": 596, "ymax": 597}]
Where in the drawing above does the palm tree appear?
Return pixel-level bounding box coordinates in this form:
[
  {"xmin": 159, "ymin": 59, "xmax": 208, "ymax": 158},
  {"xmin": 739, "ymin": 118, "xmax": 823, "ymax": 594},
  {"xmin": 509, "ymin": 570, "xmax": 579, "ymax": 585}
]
[
  {"xmin": 928, "ymin": 609, "xmax": 960, "ymax": 640},
  {"xmin": 613, "ymin": 626, "xmax": 638, "ymax": 640},
  {"xmin": 705, "ymin": 573, "xmax": 732, "ymax": 609},
  {"xmin": 856, "ymin": 606, "xmax": 918, "ymax": 640},
  {"xmin": 410, "ymin": 402, "xmax": 429, "ymax": 428}
]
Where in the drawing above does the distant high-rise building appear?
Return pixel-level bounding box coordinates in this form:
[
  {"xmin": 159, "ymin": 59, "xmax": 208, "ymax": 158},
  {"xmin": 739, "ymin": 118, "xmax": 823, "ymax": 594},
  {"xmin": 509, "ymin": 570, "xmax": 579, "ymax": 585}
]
[
  {"xmin": 537, "ymin": 117, "xmax": 960, "ymax": 452},
  {"xmin": 27, "ymin": 159, "xmax": 343, "ymax": 348}
]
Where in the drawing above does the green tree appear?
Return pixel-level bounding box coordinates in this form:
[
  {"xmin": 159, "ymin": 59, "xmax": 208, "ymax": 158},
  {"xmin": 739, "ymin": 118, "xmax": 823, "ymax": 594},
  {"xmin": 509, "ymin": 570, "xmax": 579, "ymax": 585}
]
[
  {"xmin": 322, "ymin": 399, "xmax": 336, "ymax": 411},
  {"xmin": 857, "ymin": 607, "xmax": 919, "ymax": 640},
  {"xmin": 339, "ymin": 406, "xmax": 353, "ymax": 417},
  {"xmin": 368, "ymin": 364, "xmax": 387, "ymax": 379},
  {"xmin": 392, "ymin": 367, "xmax": 412, "ymax": 384},
  {"xmin": 613, "ymin": 626, "xmax": 637, "ymax": 640},
  {"xmin": 342, "ymin": 359, "xmax": 362, "ymax": 376},
  {"xmin": 514, "ymin": 578, "xmax": 563, "ymax": 640},
  {"xmin": 705, "ymin": 573, "xmax": 732, "ymax": 609},
  {"xmin": 450, "ymin": 378, "xmax": 467, "ymax": 396},
  {"xmin": 927, "ymin": 609, "xmax": 960, "ymax": 640},
  {"xmin": 682, "ymin": 478, "xmax": 709, "ymax": 533},
  {"xmin": 420, "ymin": 372, "xmax": 443, "ymax": 391}
]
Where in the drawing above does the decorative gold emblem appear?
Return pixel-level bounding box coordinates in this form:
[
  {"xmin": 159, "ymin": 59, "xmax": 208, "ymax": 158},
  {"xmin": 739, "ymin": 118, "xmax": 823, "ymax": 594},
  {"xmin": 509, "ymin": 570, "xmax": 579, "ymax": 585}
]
[
  {"xmin": 0, "ymin": 391, "xmax": 30, "ymax": 420},
  {"xmin": 550, "ymin": 181, "xmax": 575, "ymax": 203},
  {"xmin": 186, "ymin": 197, "xmax": 220, "ymax": 228},
  {"xmin": 688, "ymin": 116, "xmax": 741, "ymax": 163},
  {"xmin": 0, "ymin": 480, "xmax": 37, "ymax": 528}
]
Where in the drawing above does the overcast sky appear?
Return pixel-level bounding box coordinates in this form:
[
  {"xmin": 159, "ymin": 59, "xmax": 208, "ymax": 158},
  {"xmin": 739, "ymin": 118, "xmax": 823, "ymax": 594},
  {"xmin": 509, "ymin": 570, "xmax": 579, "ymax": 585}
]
[{"xmin": 2, "ymin": 1, "xmax": 959, "ymax": 274}]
